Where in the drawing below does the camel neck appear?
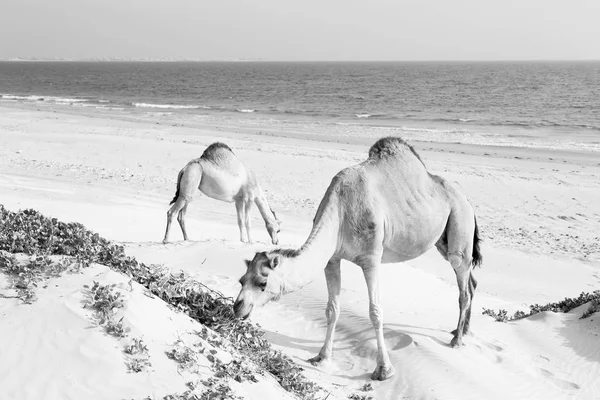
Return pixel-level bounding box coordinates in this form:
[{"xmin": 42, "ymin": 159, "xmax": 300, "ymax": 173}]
[
  {"xmin": 254, "ymin": 194, "xmax": 277, "ymax": 223},
  {"xmin": 274, "ymin": 205, "xmax": 339, "ymax": 294}
]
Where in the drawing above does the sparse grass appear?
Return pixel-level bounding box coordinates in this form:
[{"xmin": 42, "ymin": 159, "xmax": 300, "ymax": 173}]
[
  {"xmin": 347, "ymin": 383, "xmax": 375, "ymax": 400},
  {"xmin": 482, "ymin": 290, "xmax": 600, "ymax": 322},
  {"xmin": 83, "ymin": 281, "xmax": 131, "ymax": 339},
  {"xmin": 0, "ymin": 206, "xmax": 322, "ymax": 399},
  {"xmin": 166, "ymin": 339, "xmax": 199, "ymax": 372},
  {"xmin": 106, "ymin": 317, "xmax": 128, "ymax": 338},
  {"xmin": 126, "ymin": 356, "xmax": 152, "ymax": 373},
  {"xmin": 125, "ymin": 337, "xmax": 149, "ymax": 356},
  {"xmin": 198, "ymin": 378, "xmax": 242, "ymax": 400},
  {"xmin": 124, "ymin": 337, "xmax": 152, "ymax": 373},
  {"xmin": 0, "ymin": 250, "xmax": 72, "ymax": 303},
  {"xmin": 161, "ymin": 377, "xmax": 243, "ymax": 400},
  {"xmin": 349, "ymin": 394, "xmax": 374, "ymax": 400},
  {"xmin": 213, "ymin": 358, "xmax": 258, "ymax": 384},
  {"xmin": 84, "ymin": 281, "xmax": 125, "ymax": 323},
  {"xmin": 581, "ymin": 299, "xmax": 600, "ymax": 319},
  {"xmin": 361, "ymin": 383, "xmax": 374, "ymax": 392}
]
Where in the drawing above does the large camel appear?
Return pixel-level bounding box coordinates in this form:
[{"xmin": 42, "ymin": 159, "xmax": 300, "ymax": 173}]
[
  {"xmin": 163, "ymin": 142, "xmax": 281, "ymax": 245},
  {"xmin": 234, "ymin": 137, "xmax": 482, "ymax": 381}
]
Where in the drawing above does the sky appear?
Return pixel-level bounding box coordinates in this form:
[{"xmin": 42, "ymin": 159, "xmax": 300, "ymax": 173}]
[{"xmin": 1, "ymin": 0, "xmax": 599, "ymax": 61}]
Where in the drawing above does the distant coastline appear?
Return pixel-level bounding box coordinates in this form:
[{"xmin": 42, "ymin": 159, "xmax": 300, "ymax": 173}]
[
  {"xmin": 0, "ymin": 57, "xmax": 266, "ymax": 62},
  {"xmin": 1, "ymin": 58, "xmax": 599, "ymax": 63}
]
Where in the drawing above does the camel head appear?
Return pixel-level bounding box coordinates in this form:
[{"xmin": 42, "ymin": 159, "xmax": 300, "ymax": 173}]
[
  {"xmin": 234, "ymin": 251, "xmax": 283, "ymax": 320},
  {"xmin": 265, "ymin": 208, "xmax": 282, "ymax": 245}
]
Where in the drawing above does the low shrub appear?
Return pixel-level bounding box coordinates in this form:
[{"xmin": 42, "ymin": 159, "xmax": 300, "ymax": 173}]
[
  {"xmin": 482, "ymin": 290, "xmax": 600, "ymax": 322},
  {"xmin": 0, "ymin": 205, "xmax": 321, "ymax": 399}
]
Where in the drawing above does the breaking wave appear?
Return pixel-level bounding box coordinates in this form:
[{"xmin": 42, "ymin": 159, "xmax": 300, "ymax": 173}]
[
  {"xmin": 132, "ymin": 102, "xmax": 204, "ymax": 109},
  {"xmin": 1, "ymin": 93, "xmax": 89, "ymax": 103}
]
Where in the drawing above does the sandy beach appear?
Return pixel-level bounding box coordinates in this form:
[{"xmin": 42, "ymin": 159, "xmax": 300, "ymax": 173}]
[{"xmin": 1, "ymin": 102, "xmax": 599, "ymax": 400}]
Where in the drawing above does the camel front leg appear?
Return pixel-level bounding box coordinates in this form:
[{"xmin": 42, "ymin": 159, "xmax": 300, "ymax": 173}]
[
  {"xmin": 308, "ymin": 258, "xmax": 341, "ymax": 366},
  {"xmin": 244, "ymin": 199, "xmax": 254, "ymax": 244},
  {"xmin": 235, "ymin": 199, "xmax": 248, "ymax": 243},
  {"xmin": 362, "ymin": 260, "xmax": 395, "ymax": 381}
]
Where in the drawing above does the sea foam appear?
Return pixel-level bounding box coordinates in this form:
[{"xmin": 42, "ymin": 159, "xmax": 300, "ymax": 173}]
[{"xmin": 133, "ymin": 102, "xmax": 202, "ymax": 109}]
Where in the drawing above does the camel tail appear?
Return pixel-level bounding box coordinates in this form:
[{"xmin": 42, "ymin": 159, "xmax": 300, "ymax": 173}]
[
  {"xmin": 472, "ymin": 216, "xmax": 483, "ymax": 268},
  {"xmin": 169, "ymin": 169, "xmax": 184, "ymax": 205}
]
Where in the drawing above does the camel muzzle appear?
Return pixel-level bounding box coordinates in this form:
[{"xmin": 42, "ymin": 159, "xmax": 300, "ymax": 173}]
[{"xmin": 233, "ymin": 299, "xmax": 253, "ymax": 320}]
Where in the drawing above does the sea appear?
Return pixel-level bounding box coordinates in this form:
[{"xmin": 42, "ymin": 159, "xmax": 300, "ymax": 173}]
[{"xmin": 1, "ymin": 61, "xmax": 599, "ymax": 152}]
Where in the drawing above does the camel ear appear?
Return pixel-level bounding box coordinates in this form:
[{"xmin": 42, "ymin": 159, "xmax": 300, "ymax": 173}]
[
  {"xmin": 267, "ymin": 254, "xmax": 281, "ymax": 269},
  {"xmin": 244, "ymin": 259, "xmax": 251, "ymax": 268}
]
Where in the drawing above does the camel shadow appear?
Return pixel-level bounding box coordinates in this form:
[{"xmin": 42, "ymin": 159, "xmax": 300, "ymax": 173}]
[{"xmin": 262, "ymin": 321, "xmax": 454, "ymax": 381}]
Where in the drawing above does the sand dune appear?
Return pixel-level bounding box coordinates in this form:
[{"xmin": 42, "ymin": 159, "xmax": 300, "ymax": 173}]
[{"xmin": 1, "ymin": 104, "xmax": 599, "ymax": 399}]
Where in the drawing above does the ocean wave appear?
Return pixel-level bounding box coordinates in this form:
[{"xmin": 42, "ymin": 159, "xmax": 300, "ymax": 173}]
[
  {"xmin": 72, "ymin": 103, "xmax": 100, "ymax": 108},
  {"xmin": 1, "ymin": 94, "xmax": 45, "ymax": 101},
  {"xmin": 354, "ymin": 113, "xmax": 389, "ymax": 119},
  {"xmin": 132, "ymin": 102, "xmax": 203, "ymax": 109},
  {"xmin": 46, "ymin": 96, "xmax": 88, "ymax": 103},
  {"xmin": 433, "ymin": 117, "xmax": 476, "ymax": 123},
  {"xmin": 99, "ymin": 99, "xmax": 110, "ymax": 103},
  {"xmin": 366, "ymin": 125, "xmax": 600, "ymax": 152},
  {"xmin": 1, "ymin": 93, "xmax": 89, "ymax": 103},
  {"xmin": 490, "ymin": 120, "xmax": 600, "ymax": 132},
  {"xmin": 237, "ymin": 109, "xmax": 255, "ymax": 113}
]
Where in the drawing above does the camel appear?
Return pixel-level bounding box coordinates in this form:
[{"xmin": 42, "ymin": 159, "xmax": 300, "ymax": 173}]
[
  {"xmin": 163, "ymin": 142, "xmax": 281, "ymax": 245},
  {"xmin": 233, "ymin": 137, "xmax": 482, "ymax": 381}
]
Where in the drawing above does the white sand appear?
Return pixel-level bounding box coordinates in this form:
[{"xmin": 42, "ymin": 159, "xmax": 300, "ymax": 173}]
[{"xmin": 1, "ymin": 104, "xmax": 599, "ymax": 400}]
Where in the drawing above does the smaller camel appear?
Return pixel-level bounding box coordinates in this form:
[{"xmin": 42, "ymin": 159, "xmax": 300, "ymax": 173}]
[
  {"xmin": 163, "ymin": 142, "xmax": 281, "ymax": 245},
  {"xmin": 234, "ymin": 137, "xmax": 482, "ymax": 381}
]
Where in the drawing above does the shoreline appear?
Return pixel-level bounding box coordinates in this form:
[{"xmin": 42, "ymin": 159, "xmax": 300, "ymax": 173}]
[
  {"xmin": 1, "ymin": 98, "xmax": 599, "ymax": 155},
  {"xmin": 2, "ymin": 102, "xmax": 599, "ymax": 166}
]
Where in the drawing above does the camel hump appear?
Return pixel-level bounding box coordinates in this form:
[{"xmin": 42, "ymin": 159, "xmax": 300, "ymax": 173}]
[
  {"xmin": 368, "ymin": 137, "xmax": 424, "ymax": 165},
  {"xmin": 201, "ymin": 142, "xmax": 234, "ymax": 161}
]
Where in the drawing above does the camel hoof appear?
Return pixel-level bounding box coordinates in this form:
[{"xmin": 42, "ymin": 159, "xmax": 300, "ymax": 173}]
[
  {"xmin": 450, "ymin": 336, "xmax": 464, "ymax": 348},
  {"xmin": 451, "ymin": 328, "xmax": 470, "ymax": 336},
  {"xmin": 307, "ymin": 355, "xmax": 329, "ymax": 367},
  {"xmin": 371, "ymin": 364, "xmax": 395, "ymax": 381},
  {"xmin": 162, "ymin": 239, "xmax": 169, "ymax": 244}
]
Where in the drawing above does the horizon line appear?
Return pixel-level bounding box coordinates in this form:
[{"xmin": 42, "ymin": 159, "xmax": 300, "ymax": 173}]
[{"xmin": 1, "ymin": 58, "xmax": 600, "ymax": 63}]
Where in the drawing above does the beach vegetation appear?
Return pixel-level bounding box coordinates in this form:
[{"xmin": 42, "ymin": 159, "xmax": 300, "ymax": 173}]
[
  {"xmin": 482, "ymin": 290, "xmax": 600, "ymax": 322},
  {"xmin": 0, "ymin": 205, "xmax": 321, "ymax": 399}
]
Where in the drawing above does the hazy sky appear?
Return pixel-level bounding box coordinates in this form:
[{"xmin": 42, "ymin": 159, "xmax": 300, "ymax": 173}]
[{"xmin": 1, "ymin": 0, "xmax": 599, "ymax": 61}]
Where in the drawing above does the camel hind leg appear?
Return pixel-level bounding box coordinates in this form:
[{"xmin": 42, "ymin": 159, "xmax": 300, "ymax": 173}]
[
  {"xmin": 177, "ymin": 202, "xmax": 190, "ymax": 241},
  {"xmin": 308, "ymin": 258, "xmax": 341, "ymax": 366},
  {"xmin": 441, "ymin": 204, "xmax": 477, "ymax": 347},
  {"xmin": 163, "ymin": 162, "xmax": 201, "ymax": 244},
  {"xmin": 164, "ymin": 197, "xmax": 189, "ymax": 243}
]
